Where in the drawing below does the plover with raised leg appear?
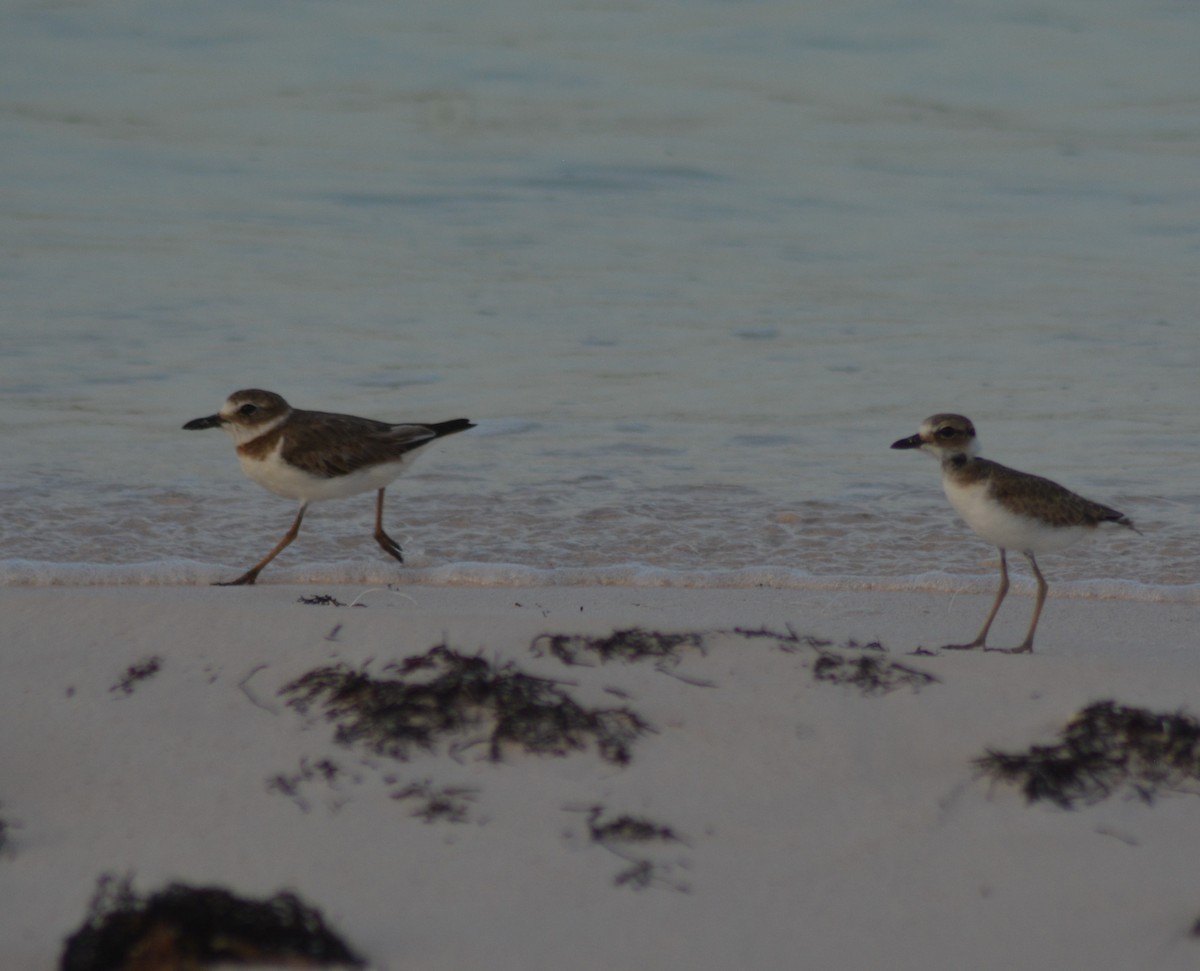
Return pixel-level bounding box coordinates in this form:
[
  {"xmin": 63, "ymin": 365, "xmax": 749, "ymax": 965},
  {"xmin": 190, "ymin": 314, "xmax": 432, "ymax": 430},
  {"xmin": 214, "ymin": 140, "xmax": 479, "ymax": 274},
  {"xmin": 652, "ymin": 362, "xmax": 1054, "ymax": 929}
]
[
  {"xmin": 891, "ymin": 413, "xmax": 1137, "ymax": 653},
  {"xmin": 184, "ymin": 389, "xmax": 474, "ymax": 585}
]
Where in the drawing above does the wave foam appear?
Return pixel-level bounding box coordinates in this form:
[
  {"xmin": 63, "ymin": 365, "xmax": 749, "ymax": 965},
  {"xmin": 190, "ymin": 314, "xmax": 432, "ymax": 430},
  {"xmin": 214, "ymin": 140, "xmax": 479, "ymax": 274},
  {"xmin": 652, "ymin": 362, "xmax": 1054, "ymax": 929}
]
[{"xmin": 2, "ymin": 559, "xmax": 1196, "ymax": 603}]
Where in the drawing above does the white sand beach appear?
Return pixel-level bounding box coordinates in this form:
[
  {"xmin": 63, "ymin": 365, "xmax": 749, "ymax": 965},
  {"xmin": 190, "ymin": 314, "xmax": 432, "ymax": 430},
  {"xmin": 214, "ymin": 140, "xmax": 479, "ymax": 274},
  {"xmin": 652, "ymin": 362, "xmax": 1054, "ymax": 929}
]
[{"xmin": 3, "ymin": 584, "xmax": 1200, "ymax": 969}]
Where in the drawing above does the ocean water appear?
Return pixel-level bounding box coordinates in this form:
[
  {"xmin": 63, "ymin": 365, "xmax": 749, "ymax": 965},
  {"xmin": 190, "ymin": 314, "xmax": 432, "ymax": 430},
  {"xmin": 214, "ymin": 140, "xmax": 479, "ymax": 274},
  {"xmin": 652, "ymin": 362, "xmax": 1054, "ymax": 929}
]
[{"xmin": 2, "ymin": 0, "xmax": 1198, "ymax": 598}]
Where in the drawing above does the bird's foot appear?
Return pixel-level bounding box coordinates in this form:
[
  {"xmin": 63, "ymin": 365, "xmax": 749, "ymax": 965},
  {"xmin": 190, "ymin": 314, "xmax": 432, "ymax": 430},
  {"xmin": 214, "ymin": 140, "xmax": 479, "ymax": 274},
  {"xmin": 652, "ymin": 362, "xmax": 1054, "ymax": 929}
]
[
  {"xmin": 214, "ymin": 571, "xmax": 259, "ymax": 586},
  {"xmin": 375, "ymin": 530, "xmax": 404, "ymax": 564},
  {"xmin": 983, "ymin": 643, "xmax": 1034, "ymax": 655}
]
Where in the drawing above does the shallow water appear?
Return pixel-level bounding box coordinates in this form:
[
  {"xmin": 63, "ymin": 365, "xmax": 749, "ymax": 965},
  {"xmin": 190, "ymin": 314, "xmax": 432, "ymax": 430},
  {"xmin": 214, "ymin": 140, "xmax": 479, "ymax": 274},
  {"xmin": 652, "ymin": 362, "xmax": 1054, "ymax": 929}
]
[{"xmin": 2, "ymin": 0, "xmax": 1198, "ymax": 597}]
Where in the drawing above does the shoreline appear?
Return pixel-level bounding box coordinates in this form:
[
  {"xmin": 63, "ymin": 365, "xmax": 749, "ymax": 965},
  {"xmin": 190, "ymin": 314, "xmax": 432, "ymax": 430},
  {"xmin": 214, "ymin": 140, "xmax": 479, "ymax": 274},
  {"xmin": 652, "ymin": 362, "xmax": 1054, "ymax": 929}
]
[
  {"xmin": 4, "ymin": 585, "xmax": 1200, "ymax": 969},
  {"xmin": 1, "ymin": 563, "xmax": 1195, "ymax": 605}
]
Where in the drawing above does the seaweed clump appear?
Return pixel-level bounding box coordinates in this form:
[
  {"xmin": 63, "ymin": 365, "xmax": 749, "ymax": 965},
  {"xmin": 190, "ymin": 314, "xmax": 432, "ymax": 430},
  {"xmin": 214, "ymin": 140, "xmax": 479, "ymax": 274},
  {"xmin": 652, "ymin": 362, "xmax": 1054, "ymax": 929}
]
[
  {"xmin": 281, "ymin": 644, "xmax": 649, "ymax": 766},
  {"xmin": 586, "ymin": 808, "xmax": 681, "ymax": 847},
  {"xmin": 582, "ymin": 806, "xmax": 689, "ymax": 891},
  {"xmin": 297, "ymin": 594, "xmax": 348, "ymax": 606},
  {"xmin": 975, "ymin": 700, "xmax": 1200, "ymax": 808},
  {"xmin": 531, "ymin": 626, "xmax": 933, "ymax": 697},
  {"xmin": 266, "ymin": 758, "xmax": 343, "ymax": 814},
  {"xmin": 811, "ymin": 651, "xmax": 938, "ymax": 696},
  {"xmin": 392, "ymin": 780, "xmax": 479, "ymax": 824},
  {"xmin": 110, "ymin": 657, "xmax": 163, "ymax": 696},
  {"xmin": 728, "ymin": 627, "xmax": 931, "ymax": 695},
  {"xmin": 59, "ymin": 874, "xmax": 364, "ymax": 970},
  {"xmin": 531, "ymin": 628, "xmax": 704, "ymax": 667}
]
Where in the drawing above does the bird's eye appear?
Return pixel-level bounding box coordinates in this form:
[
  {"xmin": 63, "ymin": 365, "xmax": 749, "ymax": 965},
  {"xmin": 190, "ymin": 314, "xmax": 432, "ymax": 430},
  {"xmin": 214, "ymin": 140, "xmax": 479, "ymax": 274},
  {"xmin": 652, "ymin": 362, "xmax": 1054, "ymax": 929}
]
[
  {"xmin": 936, "ymin": 427, "xmax": 956, "ymax": 438},
  {"xmin": 238, "ymin": 403, "xmax": 258, "ymax": 416}
]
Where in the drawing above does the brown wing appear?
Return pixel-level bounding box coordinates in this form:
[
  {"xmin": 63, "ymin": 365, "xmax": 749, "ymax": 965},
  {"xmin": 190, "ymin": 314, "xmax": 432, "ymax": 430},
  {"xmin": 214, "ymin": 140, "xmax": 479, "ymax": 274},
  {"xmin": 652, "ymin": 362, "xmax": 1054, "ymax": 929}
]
[
  {"xmin": 279, "ymin": 411, "xmax": 444, "ymax": 478},
  {"xmin": 981, "ymin": 459, "xmax": 1132, "ymax": 530}
]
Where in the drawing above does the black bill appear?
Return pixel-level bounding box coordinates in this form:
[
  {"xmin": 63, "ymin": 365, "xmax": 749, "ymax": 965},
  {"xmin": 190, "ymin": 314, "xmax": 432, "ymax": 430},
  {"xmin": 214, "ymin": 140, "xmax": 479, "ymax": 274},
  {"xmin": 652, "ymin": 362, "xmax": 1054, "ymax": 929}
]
[{"xmin": 183, "ymin": 414, "xmax": 223, "ymax": 430}]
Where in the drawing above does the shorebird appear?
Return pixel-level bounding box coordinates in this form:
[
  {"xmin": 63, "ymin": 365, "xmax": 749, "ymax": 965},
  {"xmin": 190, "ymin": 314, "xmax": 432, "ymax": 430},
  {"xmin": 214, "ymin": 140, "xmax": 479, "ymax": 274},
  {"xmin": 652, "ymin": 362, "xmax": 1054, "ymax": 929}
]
[
  {"xmin": 184, "ymin": 389, "xmax": 473, "ymax": 585},
  {"xmin": 891, "ymin": 413, "xmax": 1136, "ymax": 653}
]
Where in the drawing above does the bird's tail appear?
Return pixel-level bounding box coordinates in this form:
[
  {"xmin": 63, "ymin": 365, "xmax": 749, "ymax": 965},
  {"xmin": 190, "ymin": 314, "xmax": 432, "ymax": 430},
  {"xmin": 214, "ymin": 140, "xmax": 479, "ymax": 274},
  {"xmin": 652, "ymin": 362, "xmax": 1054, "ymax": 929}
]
[{"xmin": 427, "ymin": 418, "xmax": 475, "ymax": 438}]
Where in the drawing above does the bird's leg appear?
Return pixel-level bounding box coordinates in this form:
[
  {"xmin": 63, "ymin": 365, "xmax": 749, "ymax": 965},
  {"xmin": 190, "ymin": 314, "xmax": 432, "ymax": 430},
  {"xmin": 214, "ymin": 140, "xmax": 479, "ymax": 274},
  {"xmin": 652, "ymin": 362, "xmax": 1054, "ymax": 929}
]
[
  {"xmin": 373, "ymin": 488, "xmax": 404, "ymax": 564},
  {"xmin": 217, "ymin": 503, "xmax": 308, "ymax": 586},
  {"xmin": 986, "ymin": 553, "xmax": 1043, "ymax": 654},
  {"xmin": 944, "ymin": 548, "xmax": 1009, "ymax": 650}
]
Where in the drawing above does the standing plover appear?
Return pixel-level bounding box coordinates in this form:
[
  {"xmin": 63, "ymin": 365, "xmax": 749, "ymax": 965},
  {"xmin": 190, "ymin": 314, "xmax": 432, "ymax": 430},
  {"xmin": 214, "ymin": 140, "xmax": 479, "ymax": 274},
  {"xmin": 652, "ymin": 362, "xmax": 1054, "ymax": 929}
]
[
  {"xmin": 184, "ymin": 389, "xmax": 474, "ymax": 585},
  {"xmin": 891, "ymin": 414, "xmax": 1136, "ymax": 653}
]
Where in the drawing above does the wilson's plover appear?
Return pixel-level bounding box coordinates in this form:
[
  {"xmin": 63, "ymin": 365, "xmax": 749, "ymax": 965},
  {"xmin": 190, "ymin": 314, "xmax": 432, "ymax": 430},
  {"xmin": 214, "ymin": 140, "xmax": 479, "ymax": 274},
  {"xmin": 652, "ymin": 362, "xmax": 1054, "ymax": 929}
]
[
  {"xmin": 891, "ymin": 413, "xmax": 1136, "ymax": 653},
  {"xmin": 184, "ymin": 389, "xmax": 473, "ymax": 585}
]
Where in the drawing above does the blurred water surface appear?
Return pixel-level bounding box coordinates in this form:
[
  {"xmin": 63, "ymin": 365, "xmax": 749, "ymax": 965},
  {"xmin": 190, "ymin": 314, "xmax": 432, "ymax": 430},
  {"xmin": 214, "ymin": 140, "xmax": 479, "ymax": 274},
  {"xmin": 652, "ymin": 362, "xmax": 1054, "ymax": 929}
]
[{"xmin": 2, "ymin": 0, "xmax": 1197, "ymax": 595}]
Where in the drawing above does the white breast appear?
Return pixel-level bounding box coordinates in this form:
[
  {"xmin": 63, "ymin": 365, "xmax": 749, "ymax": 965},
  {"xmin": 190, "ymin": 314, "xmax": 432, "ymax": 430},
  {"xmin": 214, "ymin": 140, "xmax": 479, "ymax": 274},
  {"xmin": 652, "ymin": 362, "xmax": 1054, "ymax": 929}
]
[
  {"xmin": 942, "ymin": 475, "xmax": 1088, "ymax": 554},
  {"xmin": 238, "ymin": 439, "xmax": 415, "ymax": 503}
]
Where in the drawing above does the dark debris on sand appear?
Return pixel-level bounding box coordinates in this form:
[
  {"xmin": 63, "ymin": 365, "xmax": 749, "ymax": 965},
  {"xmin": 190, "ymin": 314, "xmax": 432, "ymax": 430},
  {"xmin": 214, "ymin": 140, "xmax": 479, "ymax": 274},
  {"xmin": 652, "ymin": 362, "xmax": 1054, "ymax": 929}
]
[
  {"xmin": 59, "ymin": 874, "xmax": 365, "ymax": 971},
  {"xmin": 281, "ymin": 643, "xmax": 650, "ymax": 766},
  {"xmin": 266, "ymin": 757, "xmax": 344, "ymax": 814},
  {"xmin": 730, "ymin": 626, "xmax": 884, "ymax": 654},
  {"xmin": 530, "ymin": 628, "xmax": 704, "ymax": 667},
  {"xmin": 391, "ymin": 779, "xmax": 479, "ymax": 824},
  {"xmin": 727, "ymin": 627, "xmax": 932, "ymax": 695},
  {"xmin": 297, "ymin": 594, "xmax": 366, "ymax": 607},
  {"xmin": 582, "ymin": 806, "xmax": 690, "ymax": 892},
  {"xmin": 811, "ymin": 651, "xmax": 938, "ymax": 695},
  {"xmin": 267, "ymin": 758, "xmax": 479, "ymax": 822},
  {"xmin": 585, "ymin": 806, "xmax": 682, "ymax": 847},
  {"xmin": 531, "ymin": 626, "xmax": 932, "ymax": 696},
  {"xmin": 975, "ymin": 700, "xmax": 1200, "ymax": 808},
  {"xmin": 109, "ymin": 657, "xmax": 163, "ymax": 696}
]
